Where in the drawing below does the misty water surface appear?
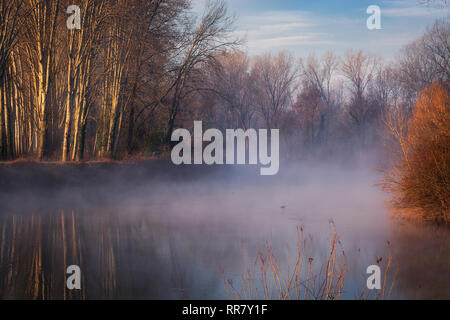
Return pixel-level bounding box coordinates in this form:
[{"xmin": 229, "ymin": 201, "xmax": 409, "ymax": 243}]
[{"xmin": 0, "ymin": 161, "xmax": 448, "ymax": 299}]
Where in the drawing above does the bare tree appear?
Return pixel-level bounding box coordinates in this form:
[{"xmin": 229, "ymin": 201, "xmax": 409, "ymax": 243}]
[
  {"xmin": 398, "ymin": 18, "xmax": 449, "ymax": 102},
  {"xmin": 298, "ymin": 52, "xmax": 339, "ymax": 145},
  {"xmin": 123, "ymin": 0, "xmax": 190, "ymax": 156},
  {"xmin": 21, "ymin": 0, "xmax": 61, "ymax": 160},
  {"xmin": 0, "ymin": 0, "xmax": 22, "ymax": 86},
  {"xmin": 293, "ymin": 83, "xmax": 324, "ymax": 147},
  {"xmin": 0, "ymin": 1, "xmax": 23, "ymax": 160},
  {"xmin": 252, "ymin": 51, "xmax": 298, "ymax": 128},
  {"xmin": 341, "ymin": 50, "xmax": 380, "ymax": 145},
  {"xmin": 204, "ymin": 51, "xmax": 255, "ymax": 130},
  {"xmin": 163, "ymin": 0, "xmax": 240, "ymax": 143},
  {"xmin": 62, "ymin": 0, "xmax": 107, "ymax": 161}
]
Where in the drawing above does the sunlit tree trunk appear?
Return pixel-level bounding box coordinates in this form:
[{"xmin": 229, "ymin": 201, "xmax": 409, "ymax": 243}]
[
  {"xmin": 27, "ymin": 0, "xmax": 61, "ymax": 160},
  {"xmin": 98, "ymin": 7, "xmax": 131, "ymax": 159}
]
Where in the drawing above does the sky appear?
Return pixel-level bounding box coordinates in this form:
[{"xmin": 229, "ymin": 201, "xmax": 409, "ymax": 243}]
[{"xmin": 192, "ymin": 0, "xmax": 449, "ymax": 60}]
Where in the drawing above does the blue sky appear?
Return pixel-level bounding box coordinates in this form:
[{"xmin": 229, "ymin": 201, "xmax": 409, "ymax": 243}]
[{"xmin": 192, "ymin": 0, "xmax": 448, "ymax": 59}]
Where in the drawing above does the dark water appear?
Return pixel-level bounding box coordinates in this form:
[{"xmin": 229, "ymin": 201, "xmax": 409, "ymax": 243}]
[{"xmin": 0, "ymin": 161, "xmax": 448, "ymax": 299}]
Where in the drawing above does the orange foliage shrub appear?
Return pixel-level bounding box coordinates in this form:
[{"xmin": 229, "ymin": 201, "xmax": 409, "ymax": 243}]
[{"xmin": 384, "ymin": 82, "xmax": 449, "ymax": 224}]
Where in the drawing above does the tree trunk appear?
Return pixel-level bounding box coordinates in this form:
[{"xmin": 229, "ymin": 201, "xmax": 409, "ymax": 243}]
[{"xmin": 127, "ymin": 104, "xmax": 135, "ymax": 154}]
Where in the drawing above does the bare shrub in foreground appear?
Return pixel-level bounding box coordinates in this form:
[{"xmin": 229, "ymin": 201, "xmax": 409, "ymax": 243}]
[{"xmin": 382, "ymin": 82, "xmax": 450, "ymax": 224}]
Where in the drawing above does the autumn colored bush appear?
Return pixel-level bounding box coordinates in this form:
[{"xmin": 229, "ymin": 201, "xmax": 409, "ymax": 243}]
[{"xmin": 383, "ymin": 82, "xmax": 450, "ymax": 224}]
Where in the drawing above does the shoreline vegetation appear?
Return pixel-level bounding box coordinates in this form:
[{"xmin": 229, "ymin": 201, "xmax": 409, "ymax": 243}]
[{"xmin": 382, "ymin": 82, "xmax": 449, "ymax": 225}]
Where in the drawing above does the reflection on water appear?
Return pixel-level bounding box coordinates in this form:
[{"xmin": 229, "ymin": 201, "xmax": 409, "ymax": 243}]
[
  {"xmin": 390, "ymin": 221, "xmax": 450, "ymax": 299},
  {"xmin": 0, "ymin": 162, "xmax": 448, "ymax": 299}
]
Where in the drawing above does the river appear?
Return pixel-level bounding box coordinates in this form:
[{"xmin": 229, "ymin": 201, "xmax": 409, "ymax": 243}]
[{"xmin": 0, "ymin": 161, "xmax": 448, "ymax": 299}]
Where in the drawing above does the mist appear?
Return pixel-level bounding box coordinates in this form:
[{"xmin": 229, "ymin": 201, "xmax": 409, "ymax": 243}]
[{"xmin": 0, "ymin": 158, "xmax": 448, "ymax": 299}]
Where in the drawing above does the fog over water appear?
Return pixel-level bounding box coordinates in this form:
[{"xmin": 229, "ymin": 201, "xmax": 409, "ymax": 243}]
[{"xmin": 0, "ymin": 160, "xmax": 448, "ymax": 299}]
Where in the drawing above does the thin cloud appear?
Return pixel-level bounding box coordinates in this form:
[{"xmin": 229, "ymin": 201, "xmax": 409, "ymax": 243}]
[
  {"xmin": 247, "ymin": 35, "xmax": 335, "ymax": 49},
  {"xmin": 383, "ymin": 6, "xmax": 446, "ymax": 16},
  {"xmin": 197, "ymin": 1, "xmax": 446, "ymax": 58},
  {"xmin": 234, "ymin": 22, "xmax": 313, "ymax": 39}
]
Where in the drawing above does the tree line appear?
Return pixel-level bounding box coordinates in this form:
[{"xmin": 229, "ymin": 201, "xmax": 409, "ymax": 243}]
[{"xmin": 0, "ymin": 0, "xmax": 448, "ymax": 162}]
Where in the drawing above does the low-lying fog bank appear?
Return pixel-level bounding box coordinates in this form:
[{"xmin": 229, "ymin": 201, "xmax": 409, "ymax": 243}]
[{"xmin": 0, "ymin": 160, "xmax": 448, "ymax": 299}]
